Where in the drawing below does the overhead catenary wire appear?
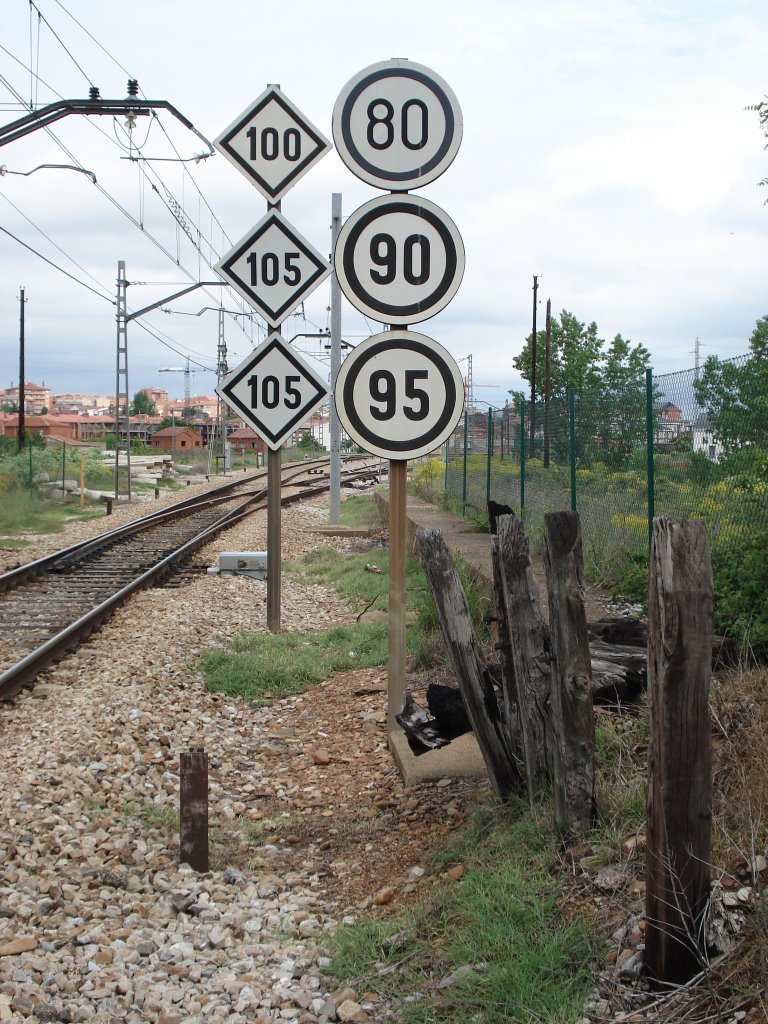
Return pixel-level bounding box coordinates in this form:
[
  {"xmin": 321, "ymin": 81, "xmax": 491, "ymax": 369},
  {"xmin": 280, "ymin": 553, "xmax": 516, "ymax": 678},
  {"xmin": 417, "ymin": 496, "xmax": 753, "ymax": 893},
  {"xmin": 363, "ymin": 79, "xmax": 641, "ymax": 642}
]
[
  {"xmin": 0, "ymin": 223, "xmax": 113, "ymax": 302},
  {"xmin": 2, "ymin": 5, "xmax": 331, "ymax": 368}
]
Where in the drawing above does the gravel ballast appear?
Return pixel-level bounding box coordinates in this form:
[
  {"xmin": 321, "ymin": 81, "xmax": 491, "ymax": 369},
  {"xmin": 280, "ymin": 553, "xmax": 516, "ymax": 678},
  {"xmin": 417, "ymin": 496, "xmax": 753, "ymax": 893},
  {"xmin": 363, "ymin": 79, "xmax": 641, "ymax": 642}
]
[{"xmin": 0, "ymin": 489, "xmax": 483, "ymax": 1024}]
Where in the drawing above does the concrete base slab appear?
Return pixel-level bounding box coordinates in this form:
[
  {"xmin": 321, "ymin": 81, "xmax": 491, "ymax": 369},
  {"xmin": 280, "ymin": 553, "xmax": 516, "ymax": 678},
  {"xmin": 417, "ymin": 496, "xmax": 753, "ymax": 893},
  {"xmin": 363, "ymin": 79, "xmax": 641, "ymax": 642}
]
[{"xmin": 388, "ymin": 729, "xmax": 488, "ymax": 785}]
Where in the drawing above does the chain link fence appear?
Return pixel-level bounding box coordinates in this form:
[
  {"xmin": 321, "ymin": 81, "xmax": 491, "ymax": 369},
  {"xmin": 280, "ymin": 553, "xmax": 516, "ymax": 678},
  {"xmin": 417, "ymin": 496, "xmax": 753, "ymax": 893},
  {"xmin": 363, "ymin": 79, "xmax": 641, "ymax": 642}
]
[{"xmin": 441, "ymin": 353, "xmax": 767, "ymax": 647}]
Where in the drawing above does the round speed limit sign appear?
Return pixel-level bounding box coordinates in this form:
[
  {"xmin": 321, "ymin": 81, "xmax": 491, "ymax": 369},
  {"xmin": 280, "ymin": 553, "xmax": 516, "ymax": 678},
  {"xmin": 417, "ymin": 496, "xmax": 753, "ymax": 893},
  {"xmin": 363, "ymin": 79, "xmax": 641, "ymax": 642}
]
[
  {"xmin": 335, "ymin": 330, "xmax": 464, "ymax": 461},
  {"xmin": 335, "ymin": 193, "xmax": 465, "ymax": 325},
  {"xmin": 333, "ymin": 59, "xmax": 463, "ymax": 190}
]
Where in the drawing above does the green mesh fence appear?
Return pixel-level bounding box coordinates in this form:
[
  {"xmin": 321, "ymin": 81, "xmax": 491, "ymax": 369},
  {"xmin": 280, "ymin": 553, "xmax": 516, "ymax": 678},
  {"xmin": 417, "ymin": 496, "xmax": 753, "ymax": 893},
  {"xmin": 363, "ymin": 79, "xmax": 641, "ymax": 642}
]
[{"xmin": 443, "ymin": 352, "xmax": 768, "ymax": 623}]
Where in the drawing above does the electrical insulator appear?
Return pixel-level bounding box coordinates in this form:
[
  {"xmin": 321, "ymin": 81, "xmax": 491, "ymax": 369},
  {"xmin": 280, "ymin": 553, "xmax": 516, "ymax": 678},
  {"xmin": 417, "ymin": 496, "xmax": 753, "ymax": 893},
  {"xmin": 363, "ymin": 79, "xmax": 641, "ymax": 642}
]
[{"xmin": 127, "ymin": 79, "xmax": 139, "ymax": 97}]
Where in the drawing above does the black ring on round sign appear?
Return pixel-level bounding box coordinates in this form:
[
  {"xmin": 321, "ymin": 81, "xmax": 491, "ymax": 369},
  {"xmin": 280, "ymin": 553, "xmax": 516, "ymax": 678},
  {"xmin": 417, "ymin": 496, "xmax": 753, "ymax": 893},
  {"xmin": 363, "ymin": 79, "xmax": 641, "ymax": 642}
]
[
  {"xmin": 340, "ymin": 199, "xmax": 460, "ymax": 320},
  {"xmin": 341, "ymin": 336, "xmax": 460, "ymax": 454},
  {"xmin": 339, "ymin": 67, "xmax": 456, "ymax": 185}
]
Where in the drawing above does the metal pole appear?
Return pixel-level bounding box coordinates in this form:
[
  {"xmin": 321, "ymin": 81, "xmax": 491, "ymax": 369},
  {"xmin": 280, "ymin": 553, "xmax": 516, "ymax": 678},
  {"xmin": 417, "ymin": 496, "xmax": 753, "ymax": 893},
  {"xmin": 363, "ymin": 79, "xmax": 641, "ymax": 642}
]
[
  {"xmin": 529, "ymin": 274, "xmax": 538, "ymax": 451},
  {"xmin": 267, "ymin": 445, "xmax": 282, "ymax": 632},
  {"xmin": 115, "ymin": 260, "xmax": 131, "ymax": 500},
  {"xmin": 543, "ymin": 297, "xmax": 552, "ymax": 469},
  {"xmin": 646, "ymin": 368, "xmax": 655, "ymax": 551},
  {"xmin": 569, "ymin": 387, "xmax": 577, "ymax": 512},
  {"xmin": 329, "ymin": 193, "xmax": 342, "ymax": 524},
  {"xmin": 216, "ymin": 306, "xmax": 227, "ymax": 475},
  {"xmin": 519, "ymin": 399, "xmax": 526, "ymax": 513},
  {"xmin": 388, "ymin": 458, "xmax": 407, "ymax": 730},
  {"xmin": 266, "ymin": 186, "xmax": 282, "ymax": 633},
  {"xmin": 462, "ymin": 409, "xmax": 468, "ymax": 506},
  {"xmin": 486, "ymin": 406, "xmax": 493, "ymax": 509},
  {"xmin": 18, "ymin": 288, "xmax": 25, "ymax": 453}
]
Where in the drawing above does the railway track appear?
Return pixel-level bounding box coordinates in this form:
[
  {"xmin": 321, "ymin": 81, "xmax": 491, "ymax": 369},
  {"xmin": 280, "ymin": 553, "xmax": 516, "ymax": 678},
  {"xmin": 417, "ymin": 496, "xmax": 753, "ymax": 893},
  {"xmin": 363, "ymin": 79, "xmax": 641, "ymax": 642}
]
[{"xmin": 0, "ymin": 457, "xmax": 381, "ymax": 700}]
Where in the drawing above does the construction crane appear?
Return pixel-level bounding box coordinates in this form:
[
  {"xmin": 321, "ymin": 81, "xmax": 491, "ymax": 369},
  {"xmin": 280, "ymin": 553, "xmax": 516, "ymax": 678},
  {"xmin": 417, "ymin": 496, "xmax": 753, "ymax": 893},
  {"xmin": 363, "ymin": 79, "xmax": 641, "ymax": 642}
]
[{"xmin": 158, "ymin": 358, "xmax": 193, "ymax": 410}]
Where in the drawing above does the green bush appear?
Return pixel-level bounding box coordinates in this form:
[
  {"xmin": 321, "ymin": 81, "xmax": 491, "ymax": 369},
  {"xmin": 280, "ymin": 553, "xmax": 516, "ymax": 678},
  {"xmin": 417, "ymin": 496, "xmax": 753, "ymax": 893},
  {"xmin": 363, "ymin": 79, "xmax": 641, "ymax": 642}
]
[
  {"xmin": 410, "ymin": 458, "xmax": 445, "ymax": 502},
  {"xmin": 711, "ymin": 527, "xmax": 768, "ymax": 658}
]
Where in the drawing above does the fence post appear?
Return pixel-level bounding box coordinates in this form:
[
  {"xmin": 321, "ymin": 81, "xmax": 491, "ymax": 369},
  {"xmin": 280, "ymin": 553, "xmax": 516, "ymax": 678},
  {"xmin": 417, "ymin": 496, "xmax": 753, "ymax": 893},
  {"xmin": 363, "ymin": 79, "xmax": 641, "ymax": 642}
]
[
  {"xmin": 646, "ymin": 368, "xmax": 655, "ymax": 551},
  {"xmin": 486, "ymin": 407, "xmax": 493, "ymax": 509},
  {"xmin": 444, "ymin": 431, "xmax": 450, "ymax": 493},
  {"xmin": 543, "ymin": 511, "xmax": 595, "ymax": 833},
  {"xmin": 180, "ymin": 746, "xmax": 209, "ymax": 872},
  {"xmin": 28, "ymin": 439, "xmax": 33, "ymax": 485},
  {"xmin": 569, "ymin": 388, "xmax": 577, "ymax": 512},
  {"xmin": 462, "ymin": 411, "xmax": 468, "ymax": 507},
  {"xmin": 519, "ymin": 399, "xmax": 526, "ymax": 513},
  {"xmin": 60, "ymin": 443, "xmax": 66, "ymax": 497},
  {"xmin": 645, "ymin": 517, "xmax": 713, "ymax": 986}
]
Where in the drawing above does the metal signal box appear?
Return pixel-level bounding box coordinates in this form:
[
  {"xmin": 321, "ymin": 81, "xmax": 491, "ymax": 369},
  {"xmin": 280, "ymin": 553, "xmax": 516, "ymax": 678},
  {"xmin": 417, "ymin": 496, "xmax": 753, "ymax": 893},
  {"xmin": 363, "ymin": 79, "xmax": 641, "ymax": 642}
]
[{"xmin": 209, "ymin": 551, "xmax": 268, "ymax": 580}]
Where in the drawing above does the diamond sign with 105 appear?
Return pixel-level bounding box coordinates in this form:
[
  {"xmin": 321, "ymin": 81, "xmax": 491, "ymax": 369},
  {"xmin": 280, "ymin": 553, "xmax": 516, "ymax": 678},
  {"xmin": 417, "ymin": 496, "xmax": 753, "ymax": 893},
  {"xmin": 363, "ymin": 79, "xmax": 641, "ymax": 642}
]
[
  {"xmin": 216, "ymin": 333, "xmax": 329, "ymax": 451},
  {"xmin": 215, "ymin": 210, "xmax": 331, "ymax": 327}
]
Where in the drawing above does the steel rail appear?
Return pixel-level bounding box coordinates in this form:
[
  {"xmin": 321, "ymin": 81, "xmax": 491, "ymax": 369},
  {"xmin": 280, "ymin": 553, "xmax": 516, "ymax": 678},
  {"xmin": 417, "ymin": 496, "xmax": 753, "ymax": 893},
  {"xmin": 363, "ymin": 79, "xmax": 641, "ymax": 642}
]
[
  {"xmin": 0, "ymin": 457, "xmax": 332, "ymax": 594},
  {"xmin": 0, "ymin": 461, "xmax": 378, "ymax": 700}
]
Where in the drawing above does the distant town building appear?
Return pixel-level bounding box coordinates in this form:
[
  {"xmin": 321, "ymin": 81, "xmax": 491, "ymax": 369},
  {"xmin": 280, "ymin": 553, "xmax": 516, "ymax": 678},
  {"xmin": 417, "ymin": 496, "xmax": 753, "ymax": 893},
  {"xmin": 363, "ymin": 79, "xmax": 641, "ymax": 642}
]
[
  {"xmin": 149, "ymin": 426, "xmax": 204, "ymax": 451},
  {"xmin": 51, "ymin": 393, "xmax": 113, "ymax": 415},
  {"xmin": 228, "ymin": 427, "xmax": 266, "ymax": 453},
  {"xmin": 1, "ymin": 381, "xmax": 52, "ymax": 414}
]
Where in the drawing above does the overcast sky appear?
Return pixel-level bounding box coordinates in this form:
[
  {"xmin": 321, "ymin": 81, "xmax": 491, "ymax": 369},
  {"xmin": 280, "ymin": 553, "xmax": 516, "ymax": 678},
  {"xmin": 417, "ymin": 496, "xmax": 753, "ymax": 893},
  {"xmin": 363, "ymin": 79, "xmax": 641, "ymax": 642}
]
[{"xmin": 1, "ymin": 0, "xmax": 766, "ymax": 407}]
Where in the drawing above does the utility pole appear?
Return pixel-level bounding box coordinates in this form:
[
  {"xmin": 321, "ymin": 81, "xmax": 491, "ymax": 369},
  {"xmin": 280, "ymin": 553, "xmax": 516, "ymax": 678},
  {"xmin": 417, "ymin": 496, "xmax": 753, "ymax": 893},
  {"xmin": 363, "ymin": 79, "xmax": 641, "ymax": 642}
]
[
  {"xmin": 17, "ymin": 288, "xmax": 26, "ymax": 453},
  {"xmin": 329, "ymin": 193, "xmax": 342, "ymax": 524},
  {"xmin": 115, "ymin": 261, "xmax": 131, "ymax": 499},
  {"xmin": 543, "ymin": 297, "xmax": 552, "ymax": 469},
  {"xmin": 216, "ymin": 308, "xmax": 228, "ymax": 472},
  {"xmin": 529, "ymin": 274, "xmax": 539, "ymax": 451}
]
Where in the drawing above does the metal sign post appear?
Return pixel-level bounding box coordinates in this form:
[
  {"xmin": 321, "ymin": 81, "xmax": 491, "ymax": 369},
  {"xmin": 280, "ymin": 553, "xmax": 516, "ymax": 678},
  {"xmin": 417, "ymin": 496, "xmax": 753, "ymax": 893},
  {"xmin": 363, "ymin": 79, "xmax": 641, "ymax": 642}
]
[
  {"xmin": 332, "ymin": 59, "xmax": 464, "ymax": 735},
  {"xmin": 214, "ymin": 87, "xmax": 331, "ymax": 632}
]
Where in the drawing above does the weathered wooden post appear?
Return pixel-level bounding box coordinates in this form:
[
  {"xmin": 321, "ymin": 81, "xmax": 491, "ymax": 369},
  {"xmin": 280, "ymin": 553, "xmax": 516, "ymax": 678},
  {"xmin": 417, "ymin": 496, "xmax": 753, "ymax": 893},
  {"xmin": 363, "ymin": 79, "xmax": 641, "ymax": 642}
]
[
  {"xmin": 490, "ymin": 535, "xmax": 524, "ymax": 775},
  {"xmin": 496, "ymin": 514, "xmax": 553, "ymax": 805},
  {"xmin": 645, "ymin": 517, "xmax": 713, "ymax": 986},
  {"xmin": 417, "ymin": 529, "xmax": 523, "ymax": 800},
  {"xmin": 543, "ymin": 511, "xmax": 595, "ymax": 833},
  {"xmin": 180, "ymin": 746, "xmax": 209, "ymax": 872}
]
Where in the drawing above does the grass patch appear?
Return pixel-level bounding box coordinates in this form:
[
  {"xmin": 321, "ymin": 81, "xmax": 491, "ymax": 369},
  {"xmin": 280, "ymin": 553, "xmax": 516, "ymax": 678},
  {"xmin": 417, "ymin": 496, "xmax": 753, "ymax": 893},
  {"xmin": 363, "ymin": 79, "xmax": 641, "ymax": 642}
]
[
  {"xmin": 0, "ymin": 487, "xmax": 102, "ymax": 540},
  {"xmin": 201, "ymin": 622, "xmax": 392, "ymax": 704},
  {"xmin": 338, "ymin": 494, "xmax": 384, "ymax": 530},
  {"xmin": 285, "ymin": 547, "xmax": 407, "ymax": 611},
  {"xmin": 203, "ymin": 535, "xmax": 496, "ymax": 704},
  {"xmin": 329, "ymin": 799, "xmax": 600, "ymax": 1024}
]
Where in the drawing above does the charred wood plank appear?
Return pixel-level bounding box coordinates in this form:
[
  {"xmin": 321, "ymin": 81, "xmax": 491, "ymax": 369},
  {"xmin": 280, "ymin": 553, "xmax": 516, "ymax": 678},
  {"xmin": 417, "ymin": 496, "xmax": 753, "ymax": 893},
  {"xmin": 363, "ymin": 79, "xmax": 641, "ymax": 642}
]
[
  {"xmin": 543, "ymin": 511, "xmax": 595, "ymax": 834},
  {"xmin": 496, "ymin": 514, "xmax": 553, "ymax": 805},
  {"xmin": 416, "ymin": 529, "xmax": 523, "ymax": 800},
  {"xmin": 491, "ymin": 535, "xmax": 525, "ymax": 774}
]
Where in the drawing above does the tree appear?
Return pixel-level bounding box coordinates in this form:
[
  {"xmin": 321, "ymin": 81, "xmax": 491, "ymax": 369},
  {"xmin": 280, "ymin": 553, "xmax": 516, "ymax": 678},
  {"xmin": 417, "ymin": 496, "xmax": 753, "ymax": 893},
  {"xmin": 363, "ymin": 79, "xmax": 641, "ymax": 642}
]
[
  {"xmin": 513, "ymin": 310, "xmax": 604, "ymax": 400},
  {"xmin": 297, "ymin": 430, "xmax": 323, "ymax": 453},
  {"xmin": 512, "ymin": 310, "xmax": 651, "ymax": 466},
  {"xmin": 693, "ymin": 315, "xmax": 768, "ymax": 467},
  {"xmin": 130, "ymin": 390, "xmax": 157, "ymax": 416},
  {"xmin": 157, "ymin": 416, "xmax": 192, "ymax": 430},
  {"xmin": 747, "ymin": 96, "xmax": 768, "ymax": 200}
]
